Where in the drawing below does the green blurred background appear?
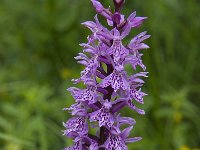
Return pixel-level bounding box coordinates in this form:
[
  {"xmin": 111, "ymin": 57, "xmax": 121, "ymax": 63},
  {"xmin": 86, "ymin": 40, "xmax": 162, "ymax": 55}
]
[{"xmin": 0, "ymin": 0, "xmax": 200, "ymax": 150}]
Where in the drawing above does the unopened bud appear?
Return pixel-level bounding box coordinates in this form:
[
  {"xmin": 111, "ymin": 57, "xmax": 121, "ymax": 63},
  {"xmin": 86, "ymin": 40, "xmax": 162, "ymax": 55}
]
[
  {"xmin": 113, "ymin": 0, "xmax": 125, "ymax": 12},
  {"xmin": 114, "ymin": 0, "xmax": 125, "ymax": 3},
  {"xmin": 112, "ymin": 12, "xmax": 121, "ymax": 25}
]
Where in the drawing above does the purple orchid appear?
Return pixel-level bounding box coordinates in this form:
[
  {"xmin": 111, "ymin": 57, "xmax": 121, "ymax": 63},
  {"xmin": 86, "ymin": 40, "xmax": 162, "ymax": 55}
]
[
  {"xmin": 99, "ymin": 65, "xmax": 129, "ymax": 92},
  {"xmin": 63, "ymin": 0, "xmax": 150, "ymax": 149}
]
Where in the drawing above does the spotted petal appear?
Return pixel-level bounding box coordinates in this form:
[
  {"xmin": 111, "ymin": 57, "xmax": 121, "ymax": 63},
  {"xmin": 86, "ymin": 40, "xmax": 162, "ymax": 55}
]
[
  {"xmin": 63, "ymin": 103, "xmax": 87, "ymax": 116},
  {"xmin": 89, "ymin": 106, "xmax": 114, "ymax": 128},
  {"xmin": 100, "ymin": 66, "xmax": 129, "ymax": 92},
  {"xmin": 104, "ymin": 134, "xmax": 128, "ymax": 150},
  {"xmin": 129, "ymin": 88, "xmax": 147, "ymax": 104},
  {"xmin": 68, "ymin": 86, "xmax": 98, "ymax": 104},
  {"xmin": 107, "ymin": 28, "xmax": 129, "ymax": 64},
  {"xmin": 63, "ymin": 117, "xmax": 88, "ymax": 137},
  {"xmin": 127, "ymin": 99, "xmax": 145, "ymax": 115}
]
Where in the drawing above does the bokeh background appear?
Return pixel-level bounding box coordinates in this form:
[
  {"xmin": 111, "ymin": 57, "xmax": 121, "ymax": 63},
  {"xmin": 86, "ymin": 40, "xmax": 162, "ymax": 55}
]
[{"xmin": 0, "ymin": 0, "xmax": 200, "ymax": 150}]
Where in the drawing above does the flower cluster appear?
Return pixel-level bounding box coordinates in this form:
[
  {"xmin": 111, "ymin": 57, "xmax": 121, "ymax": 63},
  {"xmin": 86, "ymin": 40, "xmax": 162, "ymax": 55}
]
[{"xmin": 63, "ymin": 0, "xmax": 150, "ymax": 149}]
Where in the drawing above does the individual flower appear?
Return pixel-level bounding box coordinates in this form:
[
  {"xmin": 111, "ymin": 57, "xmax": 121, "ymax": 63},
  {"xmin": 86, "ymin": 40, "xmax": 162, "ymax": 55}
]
[
  {"xmin": 127, "ymin": 12, "xmax": 147, "ymax": 28},
  {"xmin": 128, "ymin": 72, "xmax": 148, "ymax": 104},
  {"xmin": 68, "ymin": 85, "xmax": 98, "ymax": 105},
  {"xmin": 121, "ymin": 11, "xmax": 147, "ymax": 36},
  {"xmin": 103, "ymin": 126, "xmax": 142, "ymax": 150},
  {"xmin": 107, "ymin": 28, "xmax": 129, "ymax": 64},
  {"xmin": 128, "ymin": 31, "xmax": 150, "ymax": 52},
  {"xmin": 74, "ymin": 53, "xmax": 99, "ymax": 81},
  {"xmin": 89, "ymin": 100, "xmax": 114, "ymax": 128},
  {"xmin": 129, "ymin": 88, "xmax": 147, "ymax": 104},
  {"xmin": 82, "ymin": 15, "xmax": 111, "ymax": 42},
  {"xmin": 63, "ymin": 102, "xmax": 87, "ymax": 116},
  {"xmin": 110, "ymin": 72, "xmax": 148, "ymax": 115},
  {"xmin": 63, "ymin": 117, "xmax": 88, "ymax": 138},
  {"xmin": 99, "ymin": 65, "xmax": 129, "ymax": 92},
  {"xmin": 123, "ymin": 53, "xmax": 146, "ymax": 70}
]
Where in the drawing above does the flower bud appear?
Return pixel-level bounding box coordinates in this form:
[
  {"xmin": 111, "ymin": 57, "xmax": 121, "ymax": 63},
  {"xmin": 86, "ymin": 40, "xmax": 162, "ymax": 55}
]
[
  {"xmin": 113, "ymin": 0, "xmax": 125, "ymax": 12},
  {"xmin": 112, "ymin": 12, "xmax": 121, "ymax": 25}
]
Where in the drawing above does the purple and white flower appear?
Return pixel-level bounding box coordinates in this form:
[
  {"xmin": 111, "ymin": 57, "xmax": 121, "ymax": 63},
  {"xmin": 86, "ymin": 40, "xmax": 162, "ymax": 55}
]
[
  {"xmin": 63, "ymin": 0, "xmax": 150, "ymax": 149},
  {"xmin": 99, "ymin": 65, "xmax": 129, "ymax": 92},
  {"xmin": 89, "ymin": 100, "xmax": 114, "ymax": 128},
  {"xmin": 63, "ymin": 117, "xmax": 88, "ymax": 138}
]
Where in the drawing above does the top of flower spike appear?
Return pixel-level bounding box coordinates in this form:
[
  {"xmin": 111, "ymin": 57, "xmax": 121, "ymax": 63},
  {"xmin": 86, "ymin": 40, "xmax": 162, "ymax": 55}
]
[
  {"xmin": 91, "ymin": 0, "xmax": 113, "ymax": 20},
  {"xmin": 113, "ymin": 0, "xmax": 125, "ymax": 12},
  {"xmin": 90, "ymin": 0, "xmax": 148, "ymax": 39}
]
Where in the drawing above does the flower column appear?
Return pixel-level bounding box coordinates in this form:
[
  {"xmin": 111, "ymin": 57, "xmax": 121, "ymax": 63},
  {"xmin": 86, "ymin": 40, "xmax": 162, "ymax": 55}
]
[{"xmin": 63, "ymin": 0, "xmax": 150, "ymax": 149}]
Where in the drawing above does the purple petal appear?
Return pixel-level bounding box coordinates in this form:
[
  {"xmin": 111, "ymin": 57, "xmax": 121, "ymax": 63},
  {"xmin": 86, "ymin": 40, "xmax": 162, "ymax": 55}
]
[
  {"xmin": 96, "ymin": 71, "xmax": 106, "ymax": 79},
  {"xmin": 89, "ymin": 142, "xmax": 99, "ymax": 150},
  {"xmin": 82, "ymin": 21, "xmax": 97, "ymax": 32},
  {"xmin": 129, "ymin": 17, "xmax": 147, "ymax": 28},
  {"xmin": 131, "ymin": 78, "xmax": 145, "ymax": 84},
  {"xmin": 91, "ymin": 0, "xmax": 104, "ymax": 12},
  {"xmin": 129, "ymin": 88, "xmax": 147, "ymax": 104},
  {"xmin": 91, "ymin": 0, "xmax": 112, "ymax": 20},
  {"xmin": 104, "ymin": 134, "xmax": 128, "ymax": 150},
  {"xmin": 121, "ymin": 126, "xmax": 133, "ymax": 139},
  {"xmin": 121, "ymin": 24, "xmax": 131, "ymax": 38},
  {"xmin": 125, "ymin": 137, "xmax": 142, "ymax": 143},
  {"xmin": 110, "ymin": 126, "xmax": 121, "ymax": 135},
  {"xmin": 63, "ymin": 117, "xmax": 88, "ymax": 137},
  {"xmin": 135, "ymin": 43, "xmax": 150, "ymax": 50},
  {"xmin": 97, "ymin": 31, "xmax": 113, "ymax": 40},
  {"xmin": 113, "ymin": 28, "xmax": 121, "ymax": 36},
  {"xmin": 99, "ymin": 73, "xmax": 112, "ymax": 88},
  {"xmin": 71, "ymin": 107, "xmax": 88, "ymax": 116},
  {"xmin": 127, "ymin": 99, "xmax": 145, "ymax": 114},
  {"xmin": 117, "ymin": 116, "xmax": 136, "ymax": 126},
  {"xmin": 110, "ymin": 70, "xmax": 129, "ymax": 92},
  {"xmin": 113, "ymin": 98, "xmax": 127, "ymax": 104},
  {"xmin": 131, "ymin": 72, "xmax": 148, "ymax": 78},
  {"xmin": 97, "ymin": 56, "xmax": 111, "ymax": 64},
  {"xmin": 89, "ymin": 107, "xmax": 114, "ymax": 128},
  {"xmin": 94, "ymin": 15, "xmax": 111, "ymax": 34},
  {"xmin": 111, "ymin": 100, "xmax": 127, "ymax": 113},
  {"xmin": 127, "ymin": 11, "xmax": 136, "ymax": 21},
  {"xmin": 129, "ymin": 31, "xmax": 150, "ymax": 50},
  {"xmin": 97, "ymin": 87, "xmax": 109, "ymax": 95}
]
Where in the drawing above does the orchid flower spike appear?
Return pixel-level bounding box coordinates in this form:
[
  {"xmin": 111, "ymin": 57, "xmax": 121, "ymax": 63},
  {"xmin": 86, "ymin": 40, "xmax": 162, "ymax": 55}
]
[{"xmin": 63, "ymin": 0, "xmax": 150, "ymax": 149}]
